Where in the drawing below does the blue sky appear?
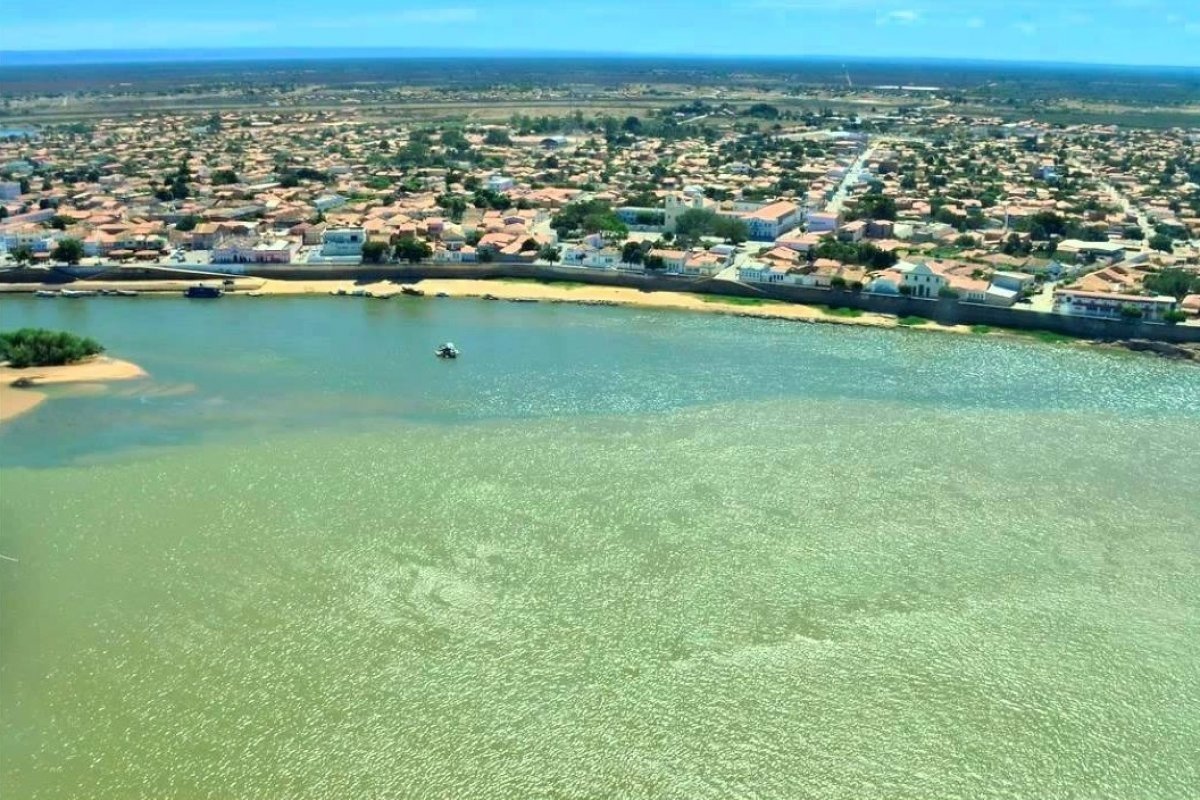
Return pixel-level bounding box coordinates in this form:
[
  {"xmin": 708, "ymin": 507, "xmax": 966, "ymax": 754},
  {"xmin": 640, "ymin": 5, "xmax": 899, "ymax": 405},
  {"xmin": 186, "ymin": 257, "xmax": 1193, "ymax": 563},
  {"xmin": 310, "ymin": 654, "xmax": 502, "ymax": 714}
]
[{"xmin": 3, "ymin": 0, "xmax": 1198, "ymax": 66}]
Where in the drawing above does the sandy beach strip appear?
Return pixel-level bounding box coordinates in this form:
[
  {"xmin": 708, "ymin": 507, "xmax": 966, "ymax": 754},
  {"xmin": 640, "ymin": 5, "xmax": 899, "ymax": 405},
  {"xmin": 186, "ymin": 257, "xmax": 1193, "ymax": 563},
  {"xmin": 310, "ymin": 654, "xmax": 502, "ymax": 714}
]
[
  {"xmin": 246, "ymin": 277, "xmax": 973, "ymax": 333},
  {"xmin": 0, "ymin": 357, "xmax": 147, "ymax": 423},
  {"xmin": 1, "ymin": 275, "xmax": 973, "ymax": 333}
]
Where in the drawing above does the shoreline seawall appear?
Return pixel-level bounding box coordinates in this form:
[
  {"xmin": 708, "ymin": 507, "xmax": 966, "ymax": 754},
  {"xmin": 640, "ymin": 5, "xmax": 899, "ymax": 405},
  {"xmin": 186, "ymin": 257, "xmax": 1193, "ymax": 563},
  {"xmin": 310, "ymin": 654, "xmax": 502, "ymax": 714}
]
[{"xmin": 1, "ymin": 262, "xmax": 1197, "ymax": 344}]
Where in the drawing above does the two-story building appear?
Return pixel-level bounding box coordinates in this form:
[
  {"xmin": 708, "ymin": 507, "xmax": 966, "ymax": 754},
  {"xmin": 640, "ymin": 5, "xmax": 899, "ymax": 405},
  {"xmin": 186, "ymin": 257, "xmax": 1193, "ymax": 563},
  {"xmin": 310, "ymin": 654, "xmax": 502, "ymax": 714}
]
[
  {"xmin": 743, "ymin": 201, "xmax": 802, "ymax": 241},
  {"xmin": 1052, "ymin": 289, "xmax": 1177, "ymax": 321}
]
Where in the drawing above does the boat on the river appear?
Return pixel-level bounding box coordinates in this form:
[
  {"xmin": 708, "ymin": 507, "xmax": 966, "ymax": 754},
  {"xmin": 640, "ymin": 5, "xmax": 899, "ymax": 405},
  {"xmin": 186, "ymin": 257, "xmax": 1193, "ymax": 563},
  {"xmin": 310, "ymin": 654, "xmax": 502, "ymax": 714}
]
[
  {"xmin": 185, "ymin": 285, "xmax": 222, "ymax": 299},
  {"xmin": 60, "ymin": 289, "xmax": 98, "ymax": 298},
  {"xmin": 401, "ymin": 285, "xmax": 425, "ymax": 297},
  {"xmin": 435, "ymin": 342, "xmax": 460, "ymax": 359},
  {"xmin": 34, "ymin": 289, "xmax": 59, "ymax": 298}
]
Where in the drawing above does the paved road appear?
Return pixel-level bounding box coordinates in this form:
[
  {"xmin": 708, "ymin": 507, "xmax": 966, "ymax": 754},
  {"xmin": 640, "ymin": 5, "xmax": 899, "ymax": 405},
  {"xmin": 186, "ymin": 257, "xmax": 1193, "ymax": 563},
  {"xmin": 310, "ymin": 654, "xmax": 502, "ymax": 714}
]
[{"xmin": 826, "ymin": 140, "xmax": 881, "ymax": 215}]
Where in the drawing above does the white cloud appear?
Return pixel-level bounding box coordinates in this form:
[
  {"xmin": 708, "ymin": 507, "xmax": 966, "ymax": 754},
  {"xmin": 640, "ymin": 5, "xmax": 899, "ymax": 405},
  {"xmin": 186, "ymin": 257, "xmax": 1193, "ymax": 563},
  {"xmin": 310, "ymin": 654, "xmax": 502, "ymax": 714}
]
[
  {"xmin": 394, "ymin": 8, "xmax": 478, "ymax": 24},
  {"xmin": 876, "ymin": 9, "xmax": 920, "ymax": 26}
]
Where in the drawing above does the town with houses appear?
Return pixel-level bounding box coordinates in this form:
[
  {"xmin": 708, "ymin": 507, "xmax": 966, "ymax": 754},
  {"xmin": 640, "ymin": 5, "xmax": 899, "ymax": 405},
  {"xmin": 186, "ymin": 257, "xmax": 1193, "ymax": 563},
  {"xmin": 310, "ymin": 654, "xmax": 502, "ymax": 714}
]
[{"xmin": 1, "ymin": 107, "xmax": 1198, "ymax": 324}]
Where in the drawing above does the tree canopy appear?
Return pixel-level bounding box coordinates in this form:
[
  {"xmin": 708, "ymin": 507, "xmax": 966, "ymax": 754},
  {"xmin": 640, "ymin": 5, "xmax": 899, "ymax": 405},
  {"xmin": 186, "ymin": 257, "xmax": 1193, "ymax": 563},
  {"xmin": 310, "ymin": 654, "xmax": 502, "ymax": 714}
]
[
  {"xmin": 1143, "ymin": 268, "xmax": 1199, "ymax": 299},
  {"xmin": 394, "ymin": 237, "xmax": 432, "ymax": 264},
  {"xmin": 674, "ymin": 208, "xmax": 749, "ymax": 245},
  {"xmin": 1, "ymin": 328, "xmax": 104, "ymax": 368},
  {"xmin": 361, "ymin": 240, "xmax": 390, "ymax": 264},
  {"xmin": 551, "ymin": 200, "xmax": 627, "ymax": 240},
  {"xmin": 51, "ymin": 238, "xmax": 85, "ymax": 264}
]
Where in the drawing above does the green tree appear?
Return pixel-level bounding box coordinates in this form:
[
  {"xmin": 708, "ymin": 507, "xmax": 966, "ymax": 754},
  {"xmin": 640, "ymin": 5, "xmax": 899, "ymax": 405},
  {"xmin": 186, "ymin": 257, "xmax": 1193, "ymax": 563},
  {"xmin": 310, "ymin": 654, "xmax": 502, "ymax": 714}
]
[
  {"xmin": 394, "ymin": 237, "xmax": 432, "ymax": 264},
  {"xmin": 210, "ymin": 169, "xmax": 239, "ymax": 186},
  {"xmin": 483, "ymin": 129, "xmax": 512, "ymax": 146},
  {"xmin": 538, "ymin": 244, "xmax": 561, "ymax": 264},
  {"xmin": 175, "ymin": 215, "xmax": 201, "ymax": 232},
  {"xmin": 11, "ymin": 244, "xmax": 34, "ymax": 265},
  {"xmin": 621, "ymin": 240, "xmax": 645, "ymax": 265},
  {"xmin": 551, "ymin": 200, "xmax": 627, "ymax": 239},
  {"xmin": 50, "ymin": 238, "xmax": 85, "ymax": 264},
  {"xmin": 1143, "ymin": 268, "xmax": 1200, "ymax": 300},
  {"xmin": 852, "ymin": 193, "xmax": 897, "ymax": 221},
  {"xmin": 644, "ymin": 254, "xmax": 665, "ymax": 270},
  {"xmin": 361, "ymin": 240, "xmax": 391, "ymax": 264},
  {"xmin": 0, "ymin": 328, "xmax": 104, "ymax": 368},
  {"xmin": 437, "ymin": 193, "xmax": 469, "ymax": 222},
  {"xmin": 1148, "ymin": 233, "xmax": 1174, "ymax": 253}
]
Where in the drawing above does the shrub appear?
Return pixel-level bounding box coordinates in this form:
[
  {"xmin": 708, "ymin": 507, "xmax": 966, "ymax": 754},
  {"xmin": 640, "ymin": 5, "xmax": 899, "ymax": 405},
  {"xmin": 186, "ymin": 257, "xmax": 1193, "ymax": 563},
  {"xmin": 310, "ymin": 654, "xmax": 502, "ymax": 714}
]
[
  {"xmin": 1119, "ymin": 304, "xmax": 1145, "ymax": 320},
  {"xmin": 1163, "ymin": 309, "xmax": 1188, "ymax": 325},
  {"xmin": 0, "ymin": 328, "xmax": 104, "ymax": 368}
]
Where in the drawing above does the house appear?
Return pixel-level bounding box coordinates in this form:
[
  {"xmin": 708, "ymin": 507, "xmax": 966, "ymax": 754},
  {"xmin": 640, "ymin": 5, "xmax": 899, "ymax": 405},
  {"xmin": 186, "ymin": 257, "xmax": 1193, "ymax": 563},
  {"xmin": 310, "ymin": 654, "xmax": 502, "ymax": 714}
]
[
  {"xmin": 313, "ymin": 194, "xmax": 346, "ymax": 212},
  {"xmin": 647, "ymin": 248, "xmax": 687, "ymax": 272},
  {"xmin": 487, "ymin": 175, "xmax": 515, "ymax": 192},
  {"xmin": 991, "ymin": 271, "xmax": 1037, "ymax": 293},
  {"xmin": 682, "ymin": 251, "xmax": 726, "ymax": 277},
  {"xmin": 738, "ymin": 261, "xmax": 792, "ymax": 284},
  {"xmin": 0, "ymin": 182, "xmax": 21, "ymax": 201},
  {"xmin": 898, "ymin": 261, "xmax": 948, "ymax": 298},
  {"xmin": 317, "ymin": 227, "xmax": 365, "ymax": 260},
  {"xmin": 805, "ymin": 211, "xmax": 840, "ymax": 233},
  {"xmin": 865, "ymin": 219, "xmax": 895, "ymax": 239},
  {"xmin": 984, "ymin": 285, "xmax": 1019, "ymax": 306},
  {"xmin": 743, "ymin": 200, "xmax": 802, "ymax": 241},
  {"xmin": 212, "ymin": 237, "xmax": 296, "ymax": 264},
  {"xmin": 1052, "ymin": 289, "xmax": 1177, "ymax": 321},
  {"xmin": 1057, "ymin": 239, "xmax": 1126, "ymax": 262},
  {"xmin": 837, "ymin": 220, "xmax": 867, "ymax": 243}
]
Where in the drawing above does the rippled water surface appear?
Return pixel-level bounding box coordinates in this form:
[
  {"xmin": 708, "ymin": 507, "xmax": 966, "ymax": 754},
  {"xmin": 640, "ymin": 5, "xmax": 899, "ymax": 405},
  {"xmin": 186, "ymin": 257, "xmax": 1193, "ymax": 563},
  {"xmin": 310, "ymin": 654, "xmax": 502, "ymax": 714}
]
[{"xmin": 2, "ymin": 296, "xmax": 1198, "ymax": 798}]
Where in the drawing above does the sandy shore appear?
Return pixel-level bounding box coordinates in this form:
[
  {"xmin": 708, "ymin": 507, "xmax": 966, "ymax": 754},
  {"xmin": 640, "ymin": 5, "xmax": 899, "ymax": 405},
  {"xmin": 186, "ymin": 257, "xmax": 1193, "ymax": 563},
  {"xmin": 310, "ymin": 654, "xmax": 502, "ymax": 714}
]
[
  {"xmin": 0, "ymin": 275, "xmax": 978, "ymax": 334},
  {"xmin": 0, "ymin": 357, "xmax": 147, "ymax": 423},
  {"xmin": 242, "ymin": 277, "xmax": 974, "ymax": 334},
  {"xmin": 0, "ymin": 278, "xmax": 265, "ymax": 294}
]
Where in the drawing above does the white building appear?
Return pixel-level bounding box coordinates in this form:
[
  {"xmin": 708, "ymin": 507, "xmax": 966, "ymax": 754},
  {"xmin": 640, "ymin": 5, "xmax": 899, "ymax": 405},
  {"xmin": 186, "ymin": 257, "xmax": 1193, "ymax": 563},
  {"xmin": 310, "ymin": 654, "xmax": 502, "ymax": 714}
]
[
  {"xmin": 316, "ymin": 227, "xmax": 362, "ymax": 260},
  {"xmin": 313, "ymin": 194, "xmax": 346, "ymax": 212},
  {"xmin": 487, "ymin": 175, "xmax": 515, "ymax": 192},
  {"xmin": 1053, "ymin": 289, "xmax": 1177, "ymax": 321}
]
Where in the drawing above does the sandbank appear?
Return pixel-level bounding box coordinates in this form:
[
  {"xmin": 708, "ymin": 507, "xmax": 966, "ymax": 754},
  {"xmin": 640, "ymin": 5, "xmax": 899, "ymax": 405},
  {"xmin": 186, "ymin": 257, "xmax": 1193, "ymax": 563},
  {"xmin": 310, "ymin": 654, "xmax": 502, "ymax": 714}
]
[{"xmin": 0, "ymin": 357, "xmax": 147, "ymax": 423}]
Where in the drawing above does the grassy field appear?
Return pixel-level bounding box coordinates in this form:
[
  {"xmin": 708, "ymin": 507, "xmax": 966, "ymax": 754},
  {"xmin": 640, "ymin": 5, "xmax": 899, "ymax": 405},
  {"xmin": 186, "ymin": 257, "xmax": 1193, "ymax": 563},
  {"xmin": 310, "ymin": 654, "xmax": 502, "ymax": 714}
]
[
  {"xmin": 819, "ymin": 306, "xmax": 865, "ymax": 318},
  {"xmin": 699, "ymin": 295, "xmax": 780, "ymax": 307},
  {"xmin": 897, "ymin": 315, "xmax": 930, "ymax": 326}
]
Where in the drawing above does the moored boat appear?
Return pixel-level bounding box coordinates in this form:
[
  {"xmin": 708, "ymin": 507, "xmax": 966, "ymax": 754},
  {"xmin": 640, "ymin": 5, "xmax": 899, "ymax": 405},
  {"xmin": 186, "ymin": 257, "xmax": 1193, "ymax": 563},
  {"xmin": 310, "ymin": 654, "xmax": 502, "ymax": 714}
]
[
  {"xmin": 34, "ymin": 289, "xmax": 59, "ymax": 298},
  {"xmin": 60, "ymin": 289, "xmax": 98, "ymax": 298},
  {"xmin": 184, "ymin": 285, "xmax": 222, "ymax": 299},
  {"xmin": 435, "ymin": 342, "xmax": 460, "ymax": 359}
]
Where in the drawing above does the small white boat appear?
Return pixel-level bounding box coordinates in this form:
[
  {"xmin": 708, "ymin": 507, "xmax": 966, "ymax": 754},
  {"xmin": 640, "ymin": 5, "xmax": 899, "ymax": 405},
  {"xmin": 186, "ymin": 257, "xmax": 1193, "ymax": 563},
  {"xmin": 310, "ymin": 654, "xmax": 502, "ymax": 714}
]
[
  {"xmin": 435, "ymin": 342, "xmax": 460, "ymax": 359},
  {"xmin": 60, "ymin": 289, "xmax": 98, "ymax": 298},
  {"xmin": 34, "ymin": 289, "xmax": 59, "ymax": 298}
]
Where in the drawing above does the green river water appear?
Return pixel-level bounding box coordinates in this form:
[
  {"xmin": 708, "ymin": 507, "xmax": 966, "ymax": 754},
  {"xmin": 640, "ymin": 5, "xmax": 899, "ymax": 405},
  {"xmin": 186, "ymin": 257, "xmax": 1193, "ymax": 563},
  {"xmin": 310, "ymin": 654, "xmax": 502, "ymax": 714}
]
[{"xmin": 1, "ymin": 295, "xmax": 1198, "ymax": 799}]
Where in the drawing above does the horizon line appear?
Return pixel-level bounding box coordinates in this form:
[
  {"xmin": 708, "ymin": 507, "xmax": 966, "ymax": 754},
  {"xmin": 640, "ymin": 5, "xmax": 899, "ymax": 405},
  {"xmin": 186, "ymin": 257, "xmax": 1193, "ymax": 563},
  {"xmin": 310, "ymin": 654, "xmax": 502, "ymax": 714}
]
[{"xmin": 1, "ymin": 46, "xmax": 1197, "ymax": 72}]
